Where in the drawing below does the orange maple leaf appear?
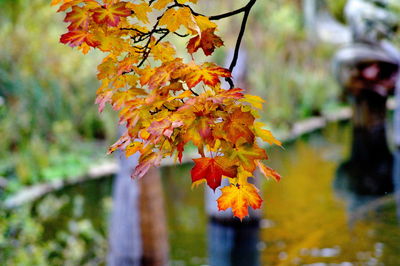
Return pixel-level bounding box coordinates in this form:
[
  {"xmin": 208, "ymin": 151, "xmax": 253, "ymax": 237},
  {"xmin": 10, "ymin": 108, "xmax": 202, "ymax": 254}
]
[
  {"xmin": 217, "ymin": 182, "xmax": 262, "ymax": 220},
  {"xmin": 191, "ymin": 157, "xmax": 237, "ymax": 190},
  {"xmin": 64, "ymin": 5, "xmax": 91, "ymax": 30},
  {"xmin": 223, "ymin": 109, "xmax": 255, "ymax": 144},
  {"xmin": 51, "ymin": 0, "xmax": 67, "ymax": 6},
  {"xmin": 92, "ymin": 2, "xmax": 131, "ymax": 27},
  {"xmin": 187, "ymin": 28, "xmax": 224, "ymax": 56},
  {"xmin": 256, "ymin": 160, "xmax": 281, "ymax": 182},
  {"xmin": 209, "ymin": 88, "xmax": 245, "ymax": 104},
  {"xmin": 184, "ymin": 62, "xmax": 231, "ymax": 88},
  {"xmin": 140, "ymin": 59, "xmax": 185, "ymax": 90}
]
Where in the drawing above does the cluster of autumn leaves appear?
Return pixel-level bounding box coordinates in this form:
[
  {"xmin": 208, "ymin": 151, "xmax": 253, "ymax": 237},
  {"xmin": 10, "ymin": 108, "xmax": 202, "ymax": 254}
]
[{"xmin": 53, "ymin": 0, "xmax": 281, "ymax": 220}]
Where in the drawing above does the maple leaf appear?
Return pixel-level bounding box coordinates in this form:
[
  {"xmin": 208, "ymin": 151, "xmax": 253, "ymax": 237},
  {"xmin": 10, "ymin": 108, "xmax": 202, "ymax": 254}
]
[
  {"xmin": 51, "ymin": 0, "xmax": 64, "ymax": 6},
  {"xmin": 142, "ymin": 59, "xmax": 185, "ymax": 90},
  {"xmin": 195, "ymin": 15, "xmax": 217, "ymax": 31},
  {"xmin": 254, "ymin": 122, "xmax": 282, "ymax": 146},
  {"xmin": 64, "ymin": 5, "xmax": 91, "ymax": 30},
  {"xmin": 209, "ymin": 88, "xmax": 244, "ymax": 104},
  {"xmin": 151, "ymin": 42, "xmax": 176, "ymax": 62},
  {"xmin": 242, "ymin": 94, "xmax": 265, "ymax": 109},
  {"xmin": 57, "ymin": 0, "xmax": 98, "ymax": 12},
  {"xmin": 92, "ymin": 2, "xmax": 131, "ymax": 27},
  {"xmin": 191, "ymin": 157, "xmax": 237, "ymax": 190},
  {"xmin": 107, "ymin": 132, "xmax": 130, "ymax": 154},
  {"xmin": 111, "ymin": 89, "xmax": 146, "ymax": 110},
  {"xmin": 127, "ymin": 2, "xmax": 152, "ymax": 23},
  {"xmin": 184, "ymin": 62, "xmax": 231, "ymax": 88},
  {"xmin": 223, "ymin": 109, "xmax": 255, "ymax": 144},
  {"xmin": 54, "ymin": 0, "xmax": 280, "ymax": 220},
  {"xmin": 60, "ymin": 30, "xmax": 99, "ymax": 47},
  {"xmin": 153, "ymin": 0, "xmax": 173, "ymax": 10},
  {"xmin": 256, "ymin": 160, "xmax": 281, "ymax": 182},
  {"xmin": 159, "ymin": 7, "xmax": 199, "ymax": 34},
  {"xmin": 177, "ymin": 0, "xmax": 198, "ymax": 4},
  {"xmin": 187, "ymin": 28, "xmax": 224, "ymax": 56},
  {"xmin": 133, "ymin": 150, "xmax": 163, "ymax": 179},
  {"xmin": 217, "ymin": 182, "xmax": 262, "ymax": 220},
  {"xmin": 147, "ymin": 119, "xmax": 183, "ymax": 142},
  {"xmin": 125, "ymin": 141, "xmax": 143, "ymax": 157},
  {"xmin": 176, "ymin": 141, "xmax": 185, "ymax": 163},
  {"xmin": 228, "ymin": 143, "xmax": 267, "ymax": 172}
]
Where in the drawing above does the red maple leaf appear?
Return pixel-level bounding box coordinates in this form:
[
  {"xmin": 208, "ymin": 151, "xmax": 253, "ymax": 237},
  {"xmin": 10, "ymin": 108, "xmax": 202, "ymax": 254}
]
[
  {"xmin": 191, "ymin": 156, "xmax": 237, "ymax": 190},
  {"xmin": 60, "ymin": 30, "xmax": 99, "ymax": 47}
]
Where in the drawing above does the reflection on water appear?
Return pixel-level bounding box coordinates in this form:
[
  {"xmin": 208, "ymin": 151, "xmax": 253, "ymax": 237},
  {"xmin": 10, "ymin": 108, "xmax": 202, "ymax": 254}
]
[
  {"xmin": 15, "ymin": 122, "xmax": 400, "ymax": 265},
  {"xmin": 208, "ymin": 219, "xmax": 260, "ymax": 266},
  {"xmin": 261, "ymin": 123, "xmax": 400, "ymax": 265}
]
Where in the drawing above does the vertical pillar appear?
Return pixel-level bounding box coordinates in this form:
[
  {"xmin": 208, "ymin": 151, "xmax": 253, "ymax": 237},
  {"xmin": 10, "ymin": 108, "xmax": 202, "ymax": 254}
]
[
  {"xmin": 108, "ymin": 153, "xmax": 142, "ymax": 266},
  {"xmin": 393, "ymin": 77, "xmax": 400, "ymax": 220},
  {"xmin": 108, "ymin": 138, "xmax": 169, "ymax": 266},
  {"xmin": 206, "ymin": 48, "xmax": 261, "ymax": 266},
  {"xmin": 342, "ymin": 89, "xmax": 394, "ymax": 195}
]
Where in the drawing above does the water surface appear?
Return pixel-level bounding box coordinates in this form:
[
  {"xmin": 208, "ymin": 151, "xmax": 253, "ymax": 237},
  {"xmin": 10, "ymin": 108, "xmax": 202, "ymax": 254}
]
[{"xmin": 9, "ymin": 122, "xmax": 400, "ymax": 265}]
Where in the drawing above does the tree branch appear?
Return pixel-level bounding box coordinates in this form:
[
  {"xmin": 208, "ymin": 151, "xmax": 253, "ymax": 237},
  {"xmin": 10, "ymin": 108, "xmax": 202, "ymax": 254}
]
[
  {"xmin": 225, "ymin": 0, "xmax": 256, "ymax": 89},
  {"xmin": 209, "ymin": 5, "xmax": 248, "ymax": 21}
]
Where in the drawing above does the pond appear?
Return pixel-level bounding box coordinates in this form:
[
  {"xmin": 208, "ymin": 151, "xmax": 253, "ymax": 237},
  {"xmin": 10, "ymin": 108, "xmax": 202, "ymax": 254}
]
[{"xmin": 2, "ymin": 122, "xmax": 400, "ymax": 265}]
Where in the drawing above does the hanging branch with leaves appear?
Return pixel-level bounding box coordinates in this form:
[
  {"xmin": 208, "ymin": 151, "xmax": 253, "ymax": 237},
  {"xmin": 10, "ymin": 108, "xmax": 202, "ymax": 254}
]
[{"xmin": 52, "ymin": 0, "xmax": 281, "ymax": 220}]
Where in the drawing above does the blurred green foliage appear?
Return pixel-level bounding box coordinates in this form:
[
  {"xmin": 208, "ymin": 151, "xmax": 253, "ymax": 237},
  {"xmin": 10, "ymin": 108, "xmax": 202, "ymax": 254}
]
[
  {"xmin": 326, "ymin": 0, "xmax": 347, "ymax": 22},
  {"xmin": 0, "ymin": 188, "xmax": 110, "ymax": 265},
  {"xmin": 246, "ymin": 0, "xmax": 342, "ymax": 132},
  {"xmin": 0, "ymin": 0, "xmax": 117, "ymax": 187},
  {"xmin": 0, "ymin": 0, "xmax": 356, "ymax": 189}
]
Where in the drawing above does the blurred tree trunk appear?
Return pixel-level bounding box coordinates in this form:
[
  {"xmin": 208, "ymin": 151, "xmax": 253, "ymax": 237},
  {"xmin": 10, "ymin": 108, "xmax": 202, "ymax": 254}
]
[
  {"xmin": 108, "ymin": 150, "xmax": 168, "ymax": 266},
  {"xmin": 138, "ymin": 168, "xmax": 169, "ymax": 266}
]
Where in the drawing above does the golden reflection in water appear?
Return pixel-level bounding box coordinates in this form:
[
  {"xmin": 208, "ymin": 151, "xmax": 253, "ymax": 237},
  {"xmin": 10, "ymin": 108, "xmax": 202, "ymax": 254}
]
[{"xmin": 261, "ymin": 124, "xmax": 400, "ymax": 265}]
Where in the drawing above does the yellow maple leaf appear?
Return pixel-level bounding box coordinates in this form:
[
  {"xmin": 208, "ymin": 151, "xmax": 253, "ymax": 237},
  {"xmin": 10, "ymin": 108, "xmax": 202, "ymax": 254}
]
[
  {"xmin": 242, "ymin": 94, "xmax": 265, "ymax": 109},
  {"xmin": 177, "ymin": 0, "xmax": 198, "ymax": 4},
  {"xmin": 195, "ymin": 15, "xmax": 217, "ymax": 31},
  {"xmin": 151, "ymin": 42, "xmax": 176, "ymax": 62},
  {"xmin": 254, "ymin": 122, "xmax": 282, "ymax": 146},
  {"xmin": 153, "ymin": 0, "xmax": 173, "ymax": 10},
  {"xmin": 159, "ymin": 7, "xmax": 199, "ymax": 34},
  {"xmin": 127, "ymin": 2, "xmax": 152, "ymax": 24}
]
